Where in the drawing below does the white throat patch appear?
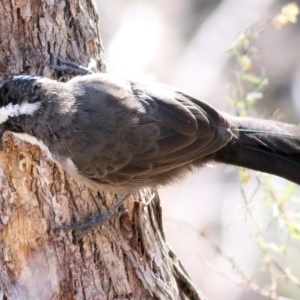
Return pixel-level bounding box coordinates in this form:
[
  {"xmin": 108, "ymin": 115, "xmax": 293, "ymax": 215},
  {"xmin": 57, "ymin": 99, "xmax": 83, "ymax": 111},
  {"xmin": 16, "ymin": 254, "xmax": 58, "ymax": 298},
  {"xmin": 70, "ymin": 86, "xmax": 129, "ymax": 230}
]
[
  {"xmin": 0, "ymin": 102, "xmax": 41, "ymax": 124},
  {"xmin": 12, "ymin": 132, "xmax": 53, "ymax": 160}
]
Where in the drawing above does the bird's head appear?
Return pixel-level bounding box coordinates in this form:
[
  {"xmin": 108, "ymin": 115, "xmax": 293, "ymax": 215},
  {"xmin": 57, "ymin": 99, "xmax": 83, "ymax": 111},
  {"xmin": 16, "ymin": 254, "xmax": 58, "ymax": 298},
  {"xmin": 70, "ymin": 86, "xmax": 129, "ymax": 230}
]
[{"xmin": 0, "ymin": 75, "xmax": 43, "ymax": 147}]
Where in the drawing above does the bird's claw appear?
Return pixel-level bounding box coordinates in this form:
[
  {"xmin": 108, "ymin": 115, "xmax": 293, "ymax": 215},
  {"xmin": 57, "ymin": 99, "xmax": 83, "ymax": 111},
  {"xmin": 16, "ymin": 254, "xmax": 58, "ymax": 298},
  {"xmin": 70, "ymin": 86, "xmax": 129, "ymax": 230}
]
[
  {"xmin": 55, "ymin": 194, "xmax": 130, "ymax": 239},
  {"xmin": 51, "ymin": 56, "xmax": 95, "ymax": 76}
]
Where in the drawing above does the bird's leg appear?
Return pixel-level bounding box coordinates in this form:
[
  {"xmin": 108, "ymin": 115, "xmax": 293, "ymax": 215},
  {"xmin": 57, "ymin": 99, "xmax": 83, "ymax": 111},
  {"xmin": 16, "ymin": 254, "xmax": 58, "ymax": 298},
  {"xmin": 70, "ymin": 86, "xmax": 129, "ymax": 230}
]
[
  {"xmin": 55, "ymin": 194, "xmax": 130, "ymax": 238},
  {"xmin": 51, "ymin": 56, "xmax": 95, "ymax": 75}
]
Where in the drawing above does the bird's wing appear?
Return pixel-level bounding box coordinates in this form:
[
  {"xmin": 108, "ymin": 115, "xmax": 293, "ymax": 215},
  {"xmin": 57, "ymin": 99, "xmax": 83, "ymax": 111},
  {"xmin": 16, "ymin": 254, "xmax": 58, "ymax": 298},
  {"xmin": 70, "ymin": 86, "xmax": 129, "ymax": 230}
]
[{"xmin": 74, "ymin": 78, "xmax": 234, "ymax": 188}]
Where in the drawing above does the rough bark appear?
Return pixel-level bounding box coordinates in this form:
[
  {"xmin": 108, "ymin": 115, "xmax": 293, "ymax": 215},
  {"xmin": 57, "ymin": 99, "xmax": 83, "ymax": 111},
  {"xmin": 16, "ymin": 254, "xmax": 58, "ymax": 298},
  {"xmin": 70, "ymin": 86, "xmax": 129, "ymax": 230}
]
[{"xmin": 0, "ymin": 1, "xmax": 205, "ymax": 299}]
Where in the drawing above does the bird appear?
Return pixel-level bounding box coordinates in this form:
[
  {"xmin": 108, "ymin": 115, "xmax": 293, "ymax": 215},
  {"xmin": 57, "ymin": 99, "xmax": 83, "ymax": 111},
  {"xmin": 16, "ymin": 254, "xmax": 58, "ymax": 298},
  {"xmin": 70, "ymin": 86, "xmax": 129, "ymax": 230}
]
[{"xmin": 0, "ymin": 72, "xmax": 300, "ymax": 195}]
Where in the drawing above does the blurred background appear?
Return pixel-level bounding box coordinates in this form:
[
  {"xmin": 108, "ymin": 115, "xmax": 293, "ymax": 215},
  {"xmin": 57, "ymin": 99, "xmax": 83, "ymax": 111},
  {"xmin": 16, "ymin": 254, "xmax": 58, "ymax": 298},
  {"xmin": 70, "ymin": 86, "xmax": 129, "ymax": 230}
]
[{"xmin": 96, "ymin": 1, "xmax": 300, "ymax": 299}]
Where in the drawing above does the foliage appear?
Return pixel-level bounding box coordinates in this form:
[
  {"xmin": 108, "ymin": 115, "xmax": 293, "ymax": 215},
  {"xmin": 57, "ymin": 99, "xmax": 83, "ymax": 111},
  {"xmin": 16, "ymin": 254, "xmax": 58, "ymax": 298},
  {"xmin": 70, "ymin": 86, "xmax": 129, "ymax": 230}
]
[{"xmin": 221, "ymin": 3, "xmax": 300, "ymax": 299}]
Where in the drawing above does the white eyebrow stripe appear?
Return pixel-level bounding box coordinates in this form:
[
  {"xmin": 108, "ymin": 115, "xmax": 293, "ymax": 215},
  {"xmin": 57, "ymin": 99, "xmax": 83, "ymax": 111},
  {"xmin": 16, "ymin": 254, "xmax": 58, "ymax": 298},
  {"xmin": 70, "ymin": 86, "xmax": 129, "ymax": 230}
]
[{"xmin": 0, "ymin": 102, "xmax": 41, "ymax": 124}]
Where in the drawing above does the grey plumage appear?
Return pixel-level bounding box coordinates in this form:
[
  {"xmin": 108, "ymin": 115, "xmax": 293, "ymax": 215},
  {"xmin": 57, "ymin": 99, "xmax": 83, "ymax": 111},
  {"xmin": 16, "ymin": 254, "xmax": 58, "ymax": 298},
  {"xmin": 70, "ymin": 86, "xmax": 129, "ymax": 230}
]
[{"xmin": 0, "ymin": 73, "xmax": 299, "ymax": 192}]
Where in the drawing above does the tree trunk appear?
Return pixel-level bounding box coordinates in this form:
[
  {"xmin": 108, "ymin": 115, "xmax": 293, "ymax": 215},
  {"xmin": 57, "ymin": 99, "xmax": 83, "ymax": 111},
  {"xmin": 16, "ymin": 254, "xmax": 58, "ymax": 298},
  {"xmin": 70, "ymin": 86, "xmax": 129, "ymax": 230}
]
[{"xmin": 0, "ymin": 1, "xmax": 205, "ymax": 299}]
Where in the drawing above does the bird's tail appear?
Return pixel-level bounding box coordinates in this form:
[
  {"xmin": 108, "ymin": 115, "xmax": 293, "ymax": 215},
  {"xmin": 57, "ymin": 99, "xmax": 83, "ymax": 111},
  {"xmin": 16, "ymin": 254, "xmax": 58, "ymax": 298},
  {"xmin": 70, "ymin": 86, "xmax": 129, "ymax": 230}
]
[{"xmin": 214, "ymin": 116, "xmax": 300, "ymax": 184}]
